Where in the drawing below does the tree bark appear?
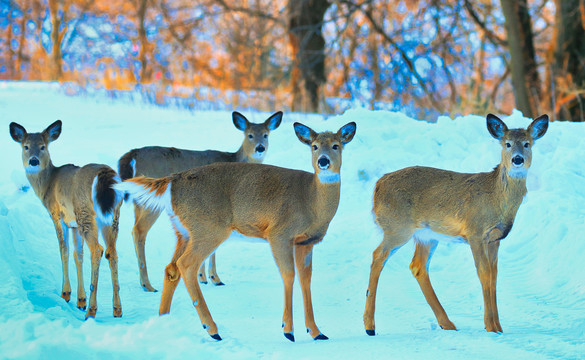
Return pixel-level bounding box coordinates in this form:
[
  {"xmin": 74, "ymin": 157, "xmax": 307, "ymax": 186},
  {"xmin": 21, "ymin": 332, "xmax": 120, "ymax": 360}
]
[
  {"xmin": 137, "ymin": 0, "xmax": 151, "ymax": 83},
  {"xmin": 48, "ymin": 0, "xmax": 64, "ymax": 81},
  {"xmin": 5, "ymin": 3, "xmax": 14, "ymax": 79},
  {"xmin": 15, "ymin": 1, "xmax": 29, "ymax": 80},
  {"xmin": 288, "ymin": 0, "xmax": 331, "ymax": 113},
  {"xmin": 550, "ymin": 0, "xmax": 585, "ymax": 121},
  {"xmin": 500, "ymin": 0, "xmax": 540, "ymax": 118}
]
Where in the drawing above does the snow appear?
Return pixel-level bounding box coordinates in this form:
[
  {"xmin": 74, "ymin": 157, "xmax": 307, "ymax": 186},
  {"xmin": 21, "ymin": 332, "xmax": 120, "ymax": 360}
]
[{"xmin": 1, "ymin": 82, "xmax": 584, "ymax": 359}]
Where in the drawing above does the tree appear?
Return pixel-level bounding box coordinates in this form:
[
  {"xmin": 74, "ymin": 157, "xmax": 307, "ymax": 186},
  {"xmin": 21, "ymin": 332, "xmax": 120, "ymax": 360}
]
[
  {"xmin": 499, "ymin": 0, "xmax": 541, "ymax": 118},
  {"xmin": 548, "ymin": 0, "xmax": 585, "ymax": 121},
  {"xmin": 288, "ymin": 0, "xmax": 331, "ymax": 113}
]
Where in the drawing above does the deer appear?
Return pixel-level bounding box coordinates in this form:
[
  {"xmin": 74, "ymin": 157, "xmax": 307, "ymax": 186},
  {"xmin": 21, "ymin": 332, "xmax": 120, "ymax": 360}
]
[
  {"xmin": 9, "ymin": 120, "xmax": 124, "ymax": 319},
  {"xmin": 115, "ymin": 121, "xmax": 356, "ymax": 341},
  {"xmin": 363, "ymin": 114, "xmax": 549, "ymax": 335},
  {"xmin": 118, "ymin": 111, "xmax": 282, "ymax": 291}
]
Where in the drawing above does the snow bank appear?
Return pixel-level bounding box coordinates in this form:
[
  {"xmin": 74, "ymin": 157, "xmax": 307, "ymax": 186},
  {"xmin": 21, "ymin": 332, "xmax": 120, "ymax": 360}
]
[{"xmin": 0, "ymin": 83, "xmax": 583, "ymax": 359}]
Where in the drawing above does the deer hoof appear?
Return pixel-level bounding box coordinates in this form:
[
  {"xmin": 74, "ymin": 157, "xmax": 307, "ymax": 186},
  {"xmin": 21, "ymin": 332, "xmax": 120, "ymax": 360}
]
[
  {"xmin": 210, "ymin": 333, "xmax": 222, "ymax": 341},
  {"xmin": 85, "ymin": 307, "xmax": 97, "ymax": 320},
  {"xmin": 439, "ymin": 321, "xmax": 457, "ymax": 331},
  {"xmin": 113, "ymin": 307, "xmax": 122, "ymax": 318},
  {"xmin": 141, "ymin": 283, "xmax": 157, "ymax": 292},
  {"xmin": 62, "ymin": 291, "xmax": 71, "ymax": 302},
  {"xmin": 366, "ymin": 329, "xmax": 375, "ymax": 336},
  {"xmin": 313, "ymin": 333, "xmax": 328, "ymax": 340},
  {"xmin": 77, "ymin": 297, "xmax": 86, "ymax": 311},
  {"xmin": 284, "ymin": 332, "xmax": 295, "ymax": 342}
]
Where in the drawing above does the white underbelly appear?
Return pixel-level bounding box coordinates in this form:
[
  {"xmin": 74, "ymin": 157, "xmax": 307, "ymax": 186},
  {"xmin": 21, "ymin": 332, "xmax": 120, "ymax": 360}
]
[
  {"xmin": 225, "ymin": 231, "xmax": 267, "ymax": 244},
  {"xmin": 413, "ymin": 227, "xmax": 468, "ymax": 244}
]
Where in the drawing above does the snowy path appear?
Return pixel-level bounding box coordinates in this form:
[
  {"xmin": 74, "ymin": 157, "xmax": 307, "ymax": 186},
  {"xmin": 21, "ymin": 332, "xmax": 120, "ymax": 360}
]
[{"xmin": 0, "ymin": 82, "xmax": 583, "ymax": 359}]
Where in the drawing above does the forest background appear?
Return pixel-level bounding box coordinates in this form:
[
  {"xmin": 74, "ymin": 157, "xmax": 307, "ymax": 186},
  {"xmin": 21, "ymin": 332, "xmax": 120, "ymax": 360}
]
[{"xmin": 1, "ymin": 0, "xmax": 584, "ymax": 122}]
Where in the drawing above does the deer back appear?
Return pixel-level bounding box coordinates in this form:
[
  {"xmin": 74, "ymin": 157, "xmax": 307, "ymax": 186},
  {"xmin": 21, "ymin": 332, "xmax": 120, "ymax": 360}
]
[{"xmin": 168, "ymin": 162, "xmax": 337, "ymax": 240}]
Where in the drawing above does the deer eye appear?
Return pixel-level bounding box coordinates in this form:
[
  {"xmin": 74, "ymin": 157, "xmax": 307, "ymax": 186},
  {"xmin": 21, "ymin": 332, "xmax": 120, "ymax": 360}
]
[
  {"xmin": 332, "ymin": 144, "xmax": 339, "ymax": 150},
  {"xmin": 524, "ymin": 142, "xmax": 529, "ymax": 148},
  {"xmin": 41, "ymin": 146, "xmax": 45, "ymax": 150},
  {"xmin": 248, "ymin": 134, "xmax": 253, "ymax": 139},
  {"xmin": 312, "ymin": 145, "xmax": 318, "ymax": 151},
  {"xmin": 24, "ymin": 146, "xmax": 29, "ymax": 150},
  {"xmin": 505, "ymin": 142, "xmax": 511, "ymax": 148},
  {"xmin": 263, "ymin": 134, "xmax": 268, "ymax": 138}
]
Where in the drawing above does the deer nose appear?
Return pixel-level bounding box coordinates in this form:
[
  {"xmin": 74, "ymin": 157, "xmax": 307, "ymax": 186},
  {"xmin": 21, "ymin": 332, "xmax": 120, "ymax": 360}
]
[
  {"xmin": 256, "ymin": 144, "xmax": 265, "ymax": 153},
  {"xmin": 511, "ymin": 155, "xmax": 524, "ymax": 166},
  {"xmin": 318, "ymin": 156, "xmax": 330, "ymax": 170},
  {"xmin": 29, "ymin": 158, "xmax": 40, "ymax": 166}
]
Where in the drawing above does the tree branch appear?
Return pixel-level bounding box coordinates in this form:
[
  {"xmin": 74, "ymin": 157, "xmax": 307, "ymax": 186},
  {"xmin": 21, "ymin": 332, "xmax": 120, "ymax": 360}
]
[
  {"xmin": 342, "ymin": 1, "xmax": 444, "ymax": 112},
  {"xmin": 464, "ymin": 0, "xmax": 508, "ymax": 47}
]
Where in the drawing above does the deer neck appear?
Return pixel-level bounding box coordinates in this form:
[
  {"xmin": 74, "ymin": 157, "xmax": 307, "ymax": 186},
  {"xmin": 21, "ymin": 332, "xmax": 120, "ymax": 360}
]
[
  {"xmin": 493, "ymin": 163, "xmax": 527, "ymax": 216},
  {"xmin": 26, "ymin": 162, "xmax": 56, "ymax": 202},
  {"xmin": 235, "ymin": 145, "xmax": 265, "ymax": 164},
  {"xmin": 234, "ymin": 146, "xmax": 247, "ymax": 162},
  {"xmin": 310, "ymin": 173, "xmax": 341, "ymax": 221}
]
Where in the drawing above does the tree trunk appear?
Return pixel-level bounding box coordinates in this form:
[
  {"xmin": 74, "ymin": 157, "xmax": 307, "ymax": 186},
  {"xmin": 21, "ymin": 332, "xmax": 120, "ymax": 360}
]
[
  {"xmin": 137, "ymin": 0, "xmax": 150, "ymax": 83},
  {"xmin": 550, "ymin": 0, "xmax": 585, "ymax": 121},
  {"xmin": 48, "ymin": 0, "xmax": 63, "ymax": 81},
  {"xmin": 15, "ymin": 0, "xmax": 30, "ymax": 80},
  {"xmin": 5, "ymin": 3, "xmax": 14, "ymax": 79},
  {"xmin": 288, "ymin": 0, "xmax": 331, "ymax": 113},
  {"xmin": 500, "ymin": 0, "xmax": 540, "ymax": 118},
  {"xmin": 368, "ymin": 32, "xmax": 382, "ymax": 109}
]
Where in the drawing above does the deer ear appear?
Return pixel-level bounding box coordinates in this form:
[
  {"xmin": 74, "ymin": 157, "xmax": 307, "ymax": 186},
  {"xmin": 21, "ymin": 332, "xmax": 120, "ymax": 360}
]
[
  {"xmin": 294, "ymin": 122, "xmax": 316, "ymax": 146},
  {"xmin": 265, "ymin": 111, "xmax": 282, "ymax": 131},
  {"xmin": 528, "ymin": 114, "xmax": 549, "ymax": 141},
  {"xmin": 486, "ymin": 114, "xmax": 507, "ymax": 140},
  {"xmin": 42, "ymin": 120, "xmax": 62, "ymax": 142},
  {"xmin": 232, "ymin": 111, "xmax": 249, "ymax": 131},
  {"xmin": 337, "ymin": 122, "xmax": 356, "ymax": 145},
  {"xmin": 9, "ymin": 122, "xmax": 27, "ymax": 143}
]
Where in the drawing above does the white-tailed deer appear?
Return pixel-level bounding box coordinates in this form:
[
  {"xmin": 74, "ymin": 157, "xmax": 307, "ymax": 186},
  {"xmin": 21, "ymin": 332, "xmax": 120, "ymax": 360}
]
[
  {"xmin": 118, "ymin": 111, "xmax": 282, "ymax": 291},
  {"xmin": 363, "ymin": 114, "xmax": 549, "ymax": 335},
  {"xmin": 115, "ymin": 121, "xmax": 356, "ymax": 341},
  {"xmin": 9, "ymin": 120, "xmax": 124, "ymax": 319}
]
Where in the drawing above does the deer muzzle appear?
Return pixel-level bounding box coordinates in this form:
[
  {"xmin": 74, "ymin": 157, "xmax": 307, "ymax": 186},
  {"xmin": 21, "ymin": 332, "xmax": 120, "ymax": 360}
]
[
  {"xmin": 511, "ymin": 155, "xmax": 524, "ymax": 166},
  {"xmin": 29, "ymin": 157, "xmax": 40, "ymax": 167},
  {"xmin": 318, "ymin": 155, "xmax": 330, "ymax": 170}
]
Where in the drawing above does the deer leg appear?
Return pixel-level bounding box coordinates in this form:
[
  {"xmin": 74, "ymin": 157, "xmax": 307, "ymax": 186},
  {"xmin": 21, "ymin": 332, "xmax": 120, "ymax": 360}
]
[
  {"xmin": 364, "ymin": 230, "xmax": 409, "ymax": 336},
  {"xmin": 159, "ymin": 232, "xmax": 188, "ymax": 315},
  {"xmin": 208, "ymin": 253, "xmax": 224, "ymax": 286},
  {"xmin": 101, "ymin": 204, "xmax": 122, "ymax": 318},
  {"xmin": 176, "ymin": 229, "xmax": 229, "ymax": 340},
  {"xmin": 410, "ymin": 240, "xmax": 456, "ymax": 330},
  {"xmin": 52, "ymin": 218, "xmax": 71, "ymax": 303},
  {"xmin": 72, "ymin": 229, "xmax": 86, "ymax": 311},
  {"xmin": 269, "ymin": 238, "xmax": 295, "ymax": 342},
  {"xmin": 294, "ymin": 243, "xmax": 327, "ymax": 340},
  {"xmin": 80, "ymin": 220, "xmax": 103, "ymax": 319},
  {"xmin": 470, "ymin": 241, "xmax": 502, "ymax": 333},
  {"xmin": 197, "ymin": 260, "xmax": 208, "ymax": 284},
  {"xmin": 132, "ymin": 204, "xmax": 160, "ymax": 292},
  {"xmin": 486, "ymin": 240, "xmax": 502, "ymax": 332}
]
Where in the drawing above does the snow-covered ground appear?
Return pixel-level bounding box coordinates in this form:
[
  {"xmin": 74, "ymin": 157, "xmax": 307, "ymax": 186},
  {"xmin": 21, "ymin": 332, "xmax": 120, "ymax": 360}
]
[{"xmin": 0, "ymin": 82, "xmax": 583, "ymax": 359}]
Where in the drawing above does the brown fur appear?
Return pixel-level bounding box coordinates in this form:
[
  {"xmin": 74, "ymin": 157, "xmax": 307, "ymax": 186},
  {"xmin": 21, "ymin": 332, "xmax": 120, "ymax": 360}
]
[
  {"xmin": 9, "ymin": 120, "xmax": 123, "ymax": 319},
  {"xmin": 363, "ymin": 114, "xmax": 549, "ymax": 335},
  {"xmin": 122, "ymin": 121, "xmax": 356, "ymax": 341},
  {"xmin": 119, "ymin": 111, "xmax": 282, "ymax": 291},
  {"xmin": 118, "ymin": 149, "xmax": 138, "ymax": 180}
]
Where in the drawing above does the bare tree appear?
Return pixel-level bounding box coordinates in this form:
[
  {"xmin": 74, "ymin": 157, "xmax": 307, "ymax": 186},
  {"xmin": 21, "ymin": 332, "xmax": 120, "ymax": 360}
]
[
  {"xmin": 549, "ymin": 0, "xmax": 585, "ymax": 121},
  {"xmin": 288, "ymin": 0, "xmax": 331, "ymax": 112},
  {"xmin": 499, "ymin": 0, "xmax": 541, "ymax": 118}
]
